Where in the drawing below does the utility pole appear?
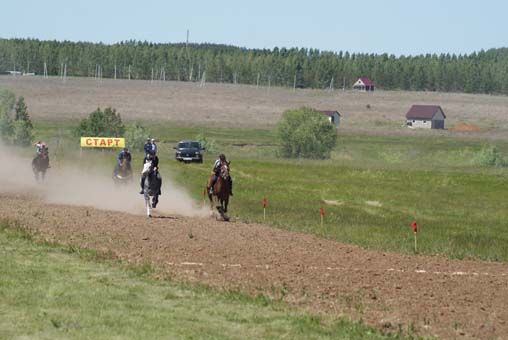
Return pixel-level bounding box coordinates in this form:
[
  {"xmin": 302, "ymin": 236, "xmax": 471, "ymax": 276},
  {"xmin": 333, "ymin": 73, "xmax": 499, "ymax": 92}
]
[
  {"xmin": 293, "ymin": 73, "xmax": 296, "ymax": 91},
  {"xmin": 257, "ymin": 72, "xmax": 260, "ymax": 88},
  {"xmin": 128, "ymin": 65, "xmax": 131, "ymax": 80},
  {"xmin": 43, "ymin": 62, "xmax": 48, "ymax": 78},
  {"xmin": 342, "ymin": 76, "xmax": 346, "ymax": 92},
  {"xmin": 114, "ymin": 64, "xmax": 117, "ymax": 80},
  {"xmin": 329, "ymin": 77, "xmax": 334, "ymax": 91},
  {"xmin": 199, "ymin": 70, "xmax": 206, "ymax": 87}
]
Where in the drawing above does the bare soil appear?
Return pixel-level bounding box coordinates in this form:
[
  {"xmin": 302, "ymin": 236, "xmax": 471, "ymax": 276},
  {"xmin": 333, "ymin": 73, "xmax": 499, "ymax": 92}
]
[
  {"xmin": 2, "ymin": 76, "xmax": 508, "ymax": 139},
  {"xmin": 2, "ymin": 192, "xmax": 507, "ymax": 339}
]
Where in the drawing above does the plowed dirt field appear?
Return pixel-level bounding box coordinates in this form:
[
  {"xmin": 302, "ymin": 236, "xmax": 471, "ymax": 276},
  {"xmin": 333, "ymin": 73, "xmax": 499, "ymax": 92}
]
[{"xmin": 2, "ymin": 192, "xmax": 507, "ymax": 339}]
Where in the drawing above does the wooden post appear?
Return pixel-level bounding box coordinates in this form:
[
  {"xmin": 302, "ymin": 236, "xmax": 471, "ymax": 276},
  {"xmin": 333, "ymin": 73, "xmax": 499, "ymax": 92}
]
[
  {"xmin": 262, "ymin": 197, "xmax": 267, "ymax": 221},
  {"xmin": 414, "ymin": 232, "xmax": 417, "ymax": 253}
]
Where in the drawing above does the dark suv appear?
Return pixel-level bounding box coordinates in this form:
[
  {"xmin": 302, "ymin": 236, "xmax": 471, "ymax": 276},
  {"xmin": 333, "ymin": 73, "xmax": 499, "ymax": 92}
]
[{"xmin": 174, "ymin": 140, "xmax": 204, "ymax": 163}]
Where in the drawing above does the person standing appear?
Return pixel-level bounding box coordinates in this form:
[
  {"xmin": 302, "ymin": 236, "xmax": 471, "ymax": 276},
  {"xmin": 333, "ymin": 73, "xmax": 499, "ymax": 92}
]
[
  {"xmin": 151, "ymin": 138, "xmax": 157, "ymax": 155},
  {"xmin": 143, "ymin": 138, "xmax": 152, "ymax": 156}
]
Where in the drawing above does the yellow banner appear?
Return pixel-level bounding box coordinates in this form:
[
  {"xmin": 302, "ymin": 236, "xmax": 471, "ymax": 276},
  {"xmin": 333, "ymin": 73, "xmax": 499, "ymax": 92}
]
[{"xmin": 80, "ymin": 137, "xmax": 125, "ymax": 148}]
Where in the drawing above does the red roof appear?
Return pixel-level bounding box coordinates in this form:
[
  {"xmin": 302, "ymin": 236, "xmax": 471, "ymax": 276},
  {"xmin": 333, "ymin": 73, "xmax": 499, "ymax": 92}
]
[
  {"xmin": 406, "ymin": 105, "xmax": 446, "ymax": 119},
  {"xmin": 358, "ymin": 77, "xmax": 375, "ymax": 86}
]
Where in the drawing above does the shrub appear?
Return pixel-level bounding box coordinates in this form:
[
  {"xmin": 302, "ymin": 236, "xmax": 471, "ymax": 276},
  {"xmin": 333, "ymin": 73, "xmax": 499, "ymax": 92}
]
[
  {"xmin": 13, "ymin": 120, "xmax": 34, "ymax": 146},
  {"xmin": 276, "ymin": 107, "xmax": 337, "ymax": 159},
  {"xmin": 124, "ymin": 122, "xmax": 149, "ymax": 152},
  {"xmin": 472, "ymin": 145, "xmax": 506, "ymax": 167},
  {"xmin": 12, "ymin": 96, "xmax": 34, "ymax": 146},
  {"xmin": 0, "ymin": 88, "xmax": 15, "ymax": 113},
  {"xmin": 0, "ymin": 89, "xmax": 15, "ymax": 142},
  {"xmin": 195, "ymin": 131, "xmax": 217, "ymax": 154},
  {"xmin": 75, "ymin": 107, "xmax": 125, "ymax": 137}
]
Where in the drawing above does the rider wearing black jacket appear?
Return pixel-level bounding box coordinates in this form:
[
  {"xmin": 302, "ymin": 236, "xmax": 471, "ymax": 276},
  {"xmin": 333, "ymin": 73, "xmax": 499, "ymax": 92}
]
[{"xmin": 139, "ymin": 153, "xmax": 159, "ymax": 194}]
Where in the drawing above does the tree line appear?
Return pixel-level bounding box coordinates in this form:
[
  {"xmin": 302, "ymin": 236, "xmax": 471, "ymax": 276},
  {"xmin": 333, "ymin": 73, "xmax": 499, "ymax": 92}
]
[{"xmin": 1, "ymin": 38, "xmax": 508, "ymax": 94}]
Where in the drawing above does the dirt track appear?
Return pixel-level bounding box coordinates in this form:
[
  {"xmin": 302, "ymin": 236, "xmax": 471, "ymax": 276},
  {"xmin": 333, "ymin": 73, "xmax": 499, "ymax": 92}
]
[{"xmin": 1, "ymin": 192, "xmax": 507, "ymax": 339}]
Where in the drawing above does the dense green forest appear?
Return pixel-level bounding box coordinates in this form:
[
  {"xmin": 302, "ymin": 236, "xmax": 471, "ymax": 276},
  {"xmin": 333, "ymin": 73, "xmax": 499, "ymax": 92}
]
[{"xmin": 1, "ymin": 38, "xmax": 508, "ymax": 94}]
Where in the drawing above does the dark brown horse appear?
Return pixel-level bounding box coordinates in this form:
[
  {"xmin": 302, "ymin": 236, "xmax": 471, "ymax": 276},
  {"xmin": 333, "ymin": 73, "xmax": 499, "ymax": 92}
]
[
  {"xmin": 208, "ymin": 162, "xmax": 231, "ymax": 214},
  {"xmin": 32, "ymin": 150, "xmax": 49, "ymax": 182},
  {"xmin": 112, "ymin": 157, "xmax": 132, "ymax": 184}
]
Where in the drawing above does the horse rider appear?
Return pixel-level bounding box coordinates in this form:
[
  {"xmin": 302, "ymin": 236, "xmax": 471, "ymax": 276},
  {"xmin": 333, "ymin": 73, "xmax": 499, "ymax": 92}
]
[
  {"xmin": 207, "ymin": 153, "xmax": 233, "ymax": 196},
  {"xmin": 115, "ymin": 147, "xmax": 132, "ymax": 175},
  {"xmin": 150, "ymin": 138, "xmax": 157, "ymax": 155},
  {"xmin": 34, "ymin": 141, "xmax": 50, "ymax": 168},
  {"xmin": 143, "ymin": 138, "xmax": 153, "ymax": 156},
  {"xmin": 117, "ymin": 147, "xmax": 132, "ymax": 166},
  {"xmin": 139, "ymin": 152, "xmax": 159, "ymax": 194}
]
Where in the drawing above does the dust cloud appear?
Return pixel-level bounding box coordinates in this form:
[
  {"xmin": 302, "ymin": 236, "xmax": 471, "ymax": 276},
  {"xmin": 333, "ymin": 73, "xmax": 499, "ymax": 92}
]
[{"xmin": 0, "ymin": 143, "xmax": 208, "ymax": 217}]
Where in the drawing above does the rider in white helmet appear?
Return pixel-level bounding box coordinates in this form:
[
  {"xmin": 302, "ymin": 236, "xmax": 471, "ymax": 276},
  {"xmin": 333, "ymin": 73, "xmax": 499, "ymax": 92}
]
[
  {"xmin": 34, "ymin": 141, "xmax": 50, "ymax": 168},
  {"xmin": 207, "ymin": 153, "xmax": 232, "ymax": 196}
]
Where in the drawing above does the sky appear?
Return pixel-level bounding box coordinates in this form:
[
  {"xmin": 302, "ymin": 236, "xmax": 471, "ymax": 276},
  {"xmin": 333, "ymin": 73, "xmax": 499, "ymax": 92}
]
[{"xmin": 1, "ymin": 0, "xmax": 507, "ymax": 56}]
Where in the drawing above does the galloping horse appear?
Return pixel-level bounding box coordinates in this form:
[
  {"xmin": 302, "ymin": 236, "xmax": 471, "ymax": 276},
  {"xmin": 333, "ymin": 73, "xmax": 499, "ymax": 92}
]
[
  {"xmin": 208, "ymin": 162, "xmax": 231, "ymax": 214},
  {"xmin": 143, "ymin": 166, "xmax": 162, "ymax": 218},
  {"xmin": 32, "ymin": 150, "xmax": 49, "ymax": 182},
  {"xmin": 112, "ymin": 158, "xmax": 132, "ymax": 184}
]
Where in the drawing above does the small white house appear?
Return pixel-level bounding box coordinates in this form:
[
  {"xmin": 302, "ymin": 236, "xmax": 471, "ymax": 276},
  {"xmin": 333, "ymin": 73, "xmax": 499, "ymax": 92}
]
[
  {"xmin": 405, "ymin": 105, "xmax": 446, "ymax": 129},
  {"xmin": 318, "ymin": 110, "xmax": 341, "ymax": 128},
  {"xmin": 353, "ymin": 77, "xmax": 375, "ymax": 91}
]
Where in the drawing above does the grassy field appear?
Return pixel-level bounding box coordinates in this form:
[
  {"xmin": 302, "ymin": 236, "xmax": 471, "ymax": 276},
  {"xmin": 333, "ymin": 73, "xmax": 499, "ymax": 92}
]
[
  {"xmin": 0, "ymin": 222, "xmax": 401, "ymax": 340},
  {"xmin": 30, "ymin": 119, "xmax": 508, "ymax": 261}
]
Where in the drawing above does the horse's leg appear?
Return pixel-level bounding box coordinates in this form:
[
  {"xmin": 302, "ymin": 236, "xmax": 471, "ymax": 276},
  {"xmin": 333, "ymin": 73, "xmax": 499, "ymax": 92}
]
[
  {"xmin": 144, "ymin": 193, "xmax": 151, "ymax": 217},
  {"xmin": 152, "ymin": 195, "xmax": 158, "ymax": 208},
  {"xmin": 208, "ymin": 193, "xmax": 214, "ymax": 212},
  {"xmin": 224, "ymin": 197, "xmax": 229, "ymax": 213}
]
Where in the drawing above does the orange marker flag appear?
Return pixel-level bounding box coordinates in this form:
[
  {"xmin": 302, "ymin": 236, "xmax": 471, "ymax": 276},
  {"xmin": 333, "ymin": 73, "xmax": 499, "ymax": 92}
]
[
  {"xmin": 410, "ymin": 220, "xmax": 418, "ymax": 253},
  {"xmin": 411, "ymin": 221, "xmax": 418, "ymax": 233},
  {"xmin": 320, "ymin": 207, "xmax": 325, "ymax": 227}
]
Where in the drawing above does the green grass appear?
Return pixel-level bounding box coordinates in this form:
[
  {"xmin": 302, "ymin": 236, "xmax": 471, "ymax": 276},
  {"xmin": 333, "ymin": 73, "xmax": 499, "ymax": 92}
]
[
  {"xmin": 30, "ymin": 120, "xmax": 508, "ymax": 261},
  {"xmin": 0, "ymin": 222, "xmax": 401, "ymax": 340}
]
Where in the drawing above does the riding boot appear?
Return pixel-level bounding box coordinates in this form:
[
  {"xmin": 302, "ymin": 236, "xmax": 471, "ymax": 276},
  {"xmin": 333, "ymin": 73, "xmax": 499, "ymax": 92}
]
[
  {"xmin": 139, "ymin": 176, "xmax": 145, "ymax": 194},
  {"xmin": 208, "ymin": 175, "xmax": 217, "ymax": 195}
]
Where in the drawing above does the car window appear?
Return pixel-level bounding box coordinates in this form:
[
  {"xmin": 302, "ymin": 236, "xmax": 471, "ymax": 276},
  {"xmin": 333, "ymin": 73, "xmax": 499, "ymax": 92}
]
[
  {"xmin": 178, "ymin": 142, "xmax": 189, "ymax": 148},
  {"xmin": 190, "ymin": 142, "xmax": 200, "ymax": 148}
]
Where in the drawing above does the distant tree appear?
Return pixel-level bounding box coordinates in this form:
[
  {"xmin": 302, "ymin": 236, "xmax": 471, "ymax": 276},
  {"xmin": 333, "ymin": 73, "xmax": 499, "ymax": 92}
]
[
  {"xmin": 0, "ymin": 107, "xmax": 14, "ymax": 142},
  {"xmin": 12, "ymin": 96, "xmax": 34, "ymax": 146},
  {"xmin": 0, "ymin": 89, "xmax": 15, "ymax": 142},
  {"xmin": 124, "ymin": 122, "xmax": 149, "ymax": 152},
  {"xmin": 0, "ymin": 88, "xmax": 16, "ymax": 113},
  {"xmin": 13, "ymin": 120, "xmax": 34, "ymax": 146},
  {"xmin": 276, "ymin": 107, "xmax": 337, "ymax": 159},
  {"xmin": 14, "ymin": 96, "xmax": 33, "ymax": 128},
  {"xmin": 76, "ymin": 107, "xmax": 125, "ymax": 137}
]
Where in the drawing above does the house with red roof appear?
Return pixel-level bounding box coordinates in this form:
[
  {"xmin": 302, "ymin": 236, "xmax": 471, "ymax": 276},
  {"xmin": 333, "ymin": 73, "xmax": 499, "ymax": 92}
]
[
  {"xmin": 352, "ymin": 77, "xmax": 375, "ymax": 91},
  {"xmin": 405, "ymin": 105, "xmax": 446, "ymax": 129},
  {"xmin": 317, "ymin": 110, "xmax": 341, "ymax": 128}
]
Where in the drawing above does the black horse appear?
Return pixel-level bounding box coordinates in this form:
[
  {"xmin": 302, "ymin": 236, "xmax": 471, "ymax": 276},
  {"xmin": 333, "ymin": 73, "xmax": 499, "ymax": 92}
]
[
  {"xmin": 143, "ymin": 166, "xmax": 162, "ymax": 217},
  {"xmin": 112, "ymin": 158, "xmax": 133, "ymax": 184},
  {"xmin": 32, "ymin": 150, "xmax": 49, "ymax": 182}
]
